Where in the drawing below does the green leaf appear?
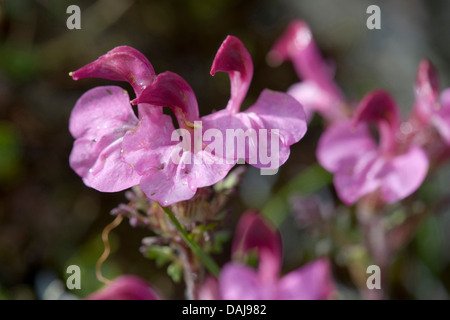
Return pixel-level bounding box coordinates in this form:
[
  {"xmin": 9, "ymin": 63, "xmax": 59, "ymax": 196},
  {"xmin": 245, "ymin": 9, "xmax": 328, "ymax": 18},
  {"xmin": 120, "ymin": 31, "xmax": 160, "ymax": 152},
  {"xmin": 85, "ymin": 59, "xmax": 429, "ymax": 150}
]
[
  {"xmin": 144, "ymin": 245, "xmax": 175, "ymax": 267},
  {"xmin": 167, "ymin": 263, "xmax": 183, "ymax": 283}
]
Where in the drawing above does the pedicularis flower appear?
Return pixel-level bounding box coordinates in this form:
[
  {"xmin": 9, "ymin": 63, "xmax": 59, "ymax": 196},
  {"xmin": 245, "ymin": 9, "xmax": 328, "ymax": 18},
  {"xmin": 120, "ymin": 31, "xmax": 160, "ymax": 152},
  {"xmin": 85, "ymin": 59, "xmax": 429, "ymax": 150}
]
[
  {"xmin": 412, "ymin": 59, "xmax": 450, "ymax": 144},
  {"xmin": 268, "ymin": 20, "xmax": 348, "ymax": 122},
  {"xmin": 69, "ymin": 37, "xmax": 307, "ymax": 205},
  {"xmin": 199, "ymin": 36, "xmax": 307, "ymax": 168},
  {"xmin": 317, "ymin": 90, "xmax": 429, "ymax": 205},
  {"xmin": 69, "ymin": 46, "xmax": 158, "ymax": 192},
  {"xmin": 86, "ymin": 275, "xmax": 160, "ymax": 300},
  {"xmin": 199, "ymin": 211, "xmax": 334, "ymax": 300}
]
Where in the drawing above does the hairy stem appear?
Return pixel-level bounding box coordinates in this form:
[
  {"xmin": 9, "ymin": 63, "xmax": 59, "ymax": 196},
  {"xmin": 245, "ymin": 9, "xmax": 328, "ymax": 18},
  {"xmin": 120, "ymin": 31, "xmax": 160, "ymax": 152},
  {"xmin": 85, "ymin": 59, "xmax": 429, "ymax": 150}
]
[{"xmin": 162, "ymin": 205, "xmax": 220, "ymax": 277}]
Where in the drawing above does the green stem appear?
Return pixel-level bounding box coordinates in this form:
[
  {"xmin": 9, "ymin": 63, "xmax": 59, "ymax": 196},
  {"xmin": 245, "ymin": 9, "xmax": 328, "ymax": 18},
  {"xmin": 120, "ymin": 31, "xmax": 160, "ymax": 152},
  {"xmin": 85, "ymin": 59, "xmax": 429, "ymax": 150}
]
[{"xmin": 162, "ymin": 205, "xmax": 220, "ymax": 277}]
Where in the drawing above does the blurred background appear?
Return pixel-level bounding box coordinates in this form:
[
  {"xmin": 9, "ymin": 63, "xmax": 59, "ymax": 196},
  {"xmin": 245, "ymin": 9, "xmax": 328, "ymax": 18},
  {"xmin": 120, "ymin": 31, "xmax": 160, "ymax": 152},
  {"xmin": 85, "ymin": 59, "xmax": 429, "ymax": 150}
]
[{"xmin": 1, "ymin": 0, "xmax": 450, "ymax": 299}]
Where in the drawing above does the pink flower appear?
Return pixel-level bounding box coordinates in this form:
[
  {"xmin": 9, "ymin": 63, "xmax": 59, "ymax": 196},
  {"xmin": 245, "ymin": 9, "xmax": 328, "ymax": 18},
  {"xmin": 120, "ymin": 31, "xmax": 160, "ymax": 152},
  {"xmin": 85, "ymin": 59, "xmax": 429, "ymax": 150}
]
[
  {"xmin": 70, "ymin": 37, "xmax": 306, "ymax": 205},
  {"xmin": 85, "ymin": 275, "xmax": 160, "ymax": 300},
  {"xmin": 199, "ymin": 211, "xmax": 335, "ymax": 300},
  {"xmin": 123, "ymin": 72, "xmax": 235, "ymax": 206},
  {"xmin": 412, "ymin": 59, "xmax": 450, "ymax": 144},
  {"xmin": 200, "ymin": 36, "xmax": 307, "ymax": 170},
  {"xmin": 268, "ymin": 20, "xmax": 348, "ymax": 122},
  {"xmin": 69, "ymin": 46, "xmax": 159, "ymax": 192},
  {"xmin": 317, "ymin": 90, "xmax": 429, "ymax": 205},
  {"xmin": 128, "ymin": 36, "xmax": 307, "ymax": 204}
]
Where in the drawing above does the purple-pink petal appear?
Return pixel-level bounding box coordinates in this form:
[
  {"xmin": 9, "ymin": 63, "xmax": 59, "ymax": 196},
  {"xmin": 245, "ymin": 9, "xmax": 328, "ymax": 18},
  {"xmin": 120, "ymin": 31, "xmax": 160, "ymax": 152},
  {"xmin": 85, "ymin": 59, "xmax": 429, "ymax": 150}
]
[
  {"xmin": 136, "ymin": 150, "xmax": 234, "ymax": 206},
  {"xmin": 219, "ymin": 263, "xmax": 270, "ymax": 300},
  {"xmin": 86, "ymin": 275, "xmax": 160, "ymax": 300},
  {"xmin": 433, "ymin": 88, "xmax": 450, "ymax": 144},
  {"xmin": 211, "ymin": 35, "xmax": 253, "ymax": 114},
  {"xmin": 245, "ymin": 89, "xmax": 307, "ymax": 148},
  {"xmin": 353, "ymin": 90, "xmax": 400, "ymax": 129},
  {"xmin": 232, "ymin": 211, "xmax": 282, "ymax": 282},
  {"xmin": 333, "ymin": 150, "xmax": 385, "ymax": 205},
  {"xmin": 276, "ymin": 258, "xmax": 334, "ymax": 300},
  {"xmin": 121, "ymin": 112, "xmax": 175, "ymax": 176},
  {"xmin": 380, "ymin": 145, "xmax": 429, "ymax": 203},
  {"xmin": 317, "ymin": 121, "xmax": 377, "ymax": 173},
  {"xmin": 287, "ymin": 81, "xmax": 346, "ymax": 122},
  {"xmin": 197, "ymin": 276, "xmax": 221, "ymax": 300},
  {"xmin": 202, "ymin": 89, "xmax": 307, "ymax": 169},
  {"xmin": 268, "ymin": 20, "xmax": 345, "ymax": 110},
  {"xmin": 71, "ymin": 46, "xmax": 156, "ymax": 95},
  {"xmin": 133, "ymin": 71, "xmax": 200, "ymax": 125},
  {"xmin": 122, "ymin": 111, "xmax": 233, "ymax": 206},
  {"xmin": 414, "ymin": 59, "xmax": 440, "ymax": 122},
  {"xmin": 69, "ymin": 86, "xmax": 141, "ymax": 192},
  {"xmin": 353, "ymin": 90, "xmax": 400, "ymax": 154}
]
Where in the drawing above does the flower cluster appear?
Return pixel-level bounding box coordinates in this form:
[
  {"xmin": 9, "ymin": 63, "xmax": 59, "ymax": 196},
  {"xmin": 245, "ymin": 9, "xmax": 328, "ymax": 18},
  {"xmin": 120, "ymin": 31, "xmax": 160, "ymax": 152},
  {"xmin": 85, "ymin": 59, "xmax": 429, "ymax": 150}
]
[
  {"xmin": 271, "ymin": 19, "xmax": 450, "ymax": 205},
  {"xmin": 68, "ymin": 19, "xmax": 450, "ymax": 301}
]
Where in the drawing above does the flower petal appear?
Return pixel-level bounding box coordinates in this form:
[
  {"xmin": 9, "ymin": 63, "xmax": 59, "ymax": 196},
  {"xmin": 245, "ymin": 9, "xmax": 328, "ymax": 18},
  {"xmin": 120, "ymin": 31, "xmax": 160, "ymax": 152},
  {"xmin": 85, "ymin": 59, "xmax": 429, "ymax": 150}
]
[
  {"xmin": 380, "ymin": 145, "xmax": 429, "ymax": 203},
  {"xmin": 138, "ymin": 150, "xmax": 233, "ymax": 206},
  {"xmin": 138, "ymin": 156, "xmax": 197, "ymax": 206},
  {"xmin": 246, "ymin": 89, "xmax": 307, "ymax": 148},
  {"xmin": 287, "ymin": 81, "xmax": 346, "ymax": 122},
  {"xmin": 432, "ymin": 88, "xmax": 450, "ymax": 144},
  {"xmin": 197, "ymin": 276, "xmax": 221, "ymax": 300},
  {"xmin": 243, "ymin": 89, "xmax": 307, "ymax": 168},
  {"xmin": 219, "ymin": 263, "xmax": 269, "ymax": 300},
  {"xmin": 317, "ymin": 121, "xmax": 376, "ymax": 173},
  {"xmin": 414, "ymin": 59, "xmax": 440, "ymax": 121},
  {"xmin": 133, "ymin": 71, "xmax": 199, "ymax": 126},
  {"xmin": 211, "ymin": 35, "xmax": 253, "ymax": 114},
  {"xmin": 122, "ymin": 114, "xmax": 233, "ymax": 205},
  {"xmin": 353, "ymin": 90, "xmax": 400, "ymax": 129},
  {"xmin": 202, "ymin": 89, "xmax": 306, "ymax": 169},
  {"xmin": 276, "ymin": 258, "xmax": 334, "ymax": 300},
  {"xmin": 121, "ymin": 112, "xmax": 175, "ymax": 176},
  {"xmin": 353, "ymin": 90, "xmax": 400, "ymax": 153},
  {"xmin": 333, "ymin": 150, "xmax": 385, "ymax": 205},
  {"xmin": 232, "ymin": 211, "xmax": 282, "ymax": 282},
  {"xmin": 268, "ymin": 20, "xmax": 344, "ymax": 106},
  {"xmin": 69, "ymin": 86, "xmax": 141, "ymax": 192},
  {"xmin": 86, "ymin": 275, "xmax": 160, "ymax": 300},
  {"xmin": 71, "ymin": 46, "xmax": 156, "ymax": 95}
]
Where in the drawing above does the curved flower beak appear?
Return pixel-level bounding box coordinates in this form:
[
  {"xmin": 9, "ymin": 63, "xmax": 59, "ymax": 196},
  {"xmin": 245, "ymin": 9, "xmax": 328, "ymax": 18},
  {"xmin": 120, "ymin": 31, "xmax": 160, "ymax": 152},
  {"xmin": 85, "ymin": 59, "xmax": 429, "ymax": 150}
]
[
  {"xmin": 132, "ymin": 71, "xmax": 200, "ymax": 129},
  {"xmin": 268, "ymin": 20, "xmax": 346, "ymax": 121},
  {"xmin": 352, "ymin": 90, "xmax": 400, "ymax": 154},
  {"xmin": 267, "ymin": 20, "xmax": 313, "ymax": 67},
  {"xmin": 231, "ymin": 211, "xmax": 282, "ymax": 282},
  {"xmin": 210, "ymin": 35, "xmax": 253, "ymax": 114},
  {"xmin": 415, "ymin": 59, "xmax": 440, "ymax": 115},
  {"xmin": 70, "ymin": 46, "xmax": 156, "ymax": 95}
]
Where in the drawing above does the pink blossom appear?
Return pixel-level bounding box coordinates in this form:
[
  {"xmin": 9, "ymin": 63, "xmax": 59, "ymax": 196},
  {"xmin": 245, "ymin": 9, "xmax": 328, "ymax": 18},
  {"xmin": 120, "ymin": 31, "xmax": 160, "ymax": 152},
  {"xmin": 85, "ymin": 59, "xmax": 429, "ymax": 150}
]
[
  {"xmin": 268, "ymin": 20, "xmax": 347, "ymax": 122},
  {"xmin": 85, "ymin": 275, "xmax": 160, "ymax": 300},
  {"xmin": 199, "ymin": 211, "xmax": 335, "ymax": 300},
  {"xmin": 317, "ymin": 90, "xmax": 429, "ymax": 205},
  {"xmin": 70, "ymin": 46, "xmax": 231, "ymax": 205},
  {"xmin": 413, "ymin": 59, "xmax": 450, "ymax": 144},
  {"xmin": 128, "ymin": 36, "xmax": 307, "ymax": 204},
  {"xmin": 70, "ymin": 38, "xmax": 306, "ymax": 205},
  {"xmin": 201, "ymin": 36, "xmax": 307, "ymax": 169},
  {"xmin": 124, "ymin": 72, "xmax": 235, "ymax": 206},
  {"xmin": 69, "ymin": 46, "xmax": 161, "ymax": 192}
]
